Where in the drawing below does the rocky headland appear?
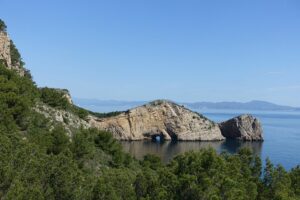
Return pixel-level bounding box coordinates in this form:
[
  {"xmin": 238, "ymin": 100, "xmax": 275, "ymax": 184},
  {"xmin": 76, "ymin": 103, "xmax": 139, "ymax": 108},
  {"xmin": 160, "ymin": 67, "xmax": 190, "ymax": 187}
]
[{"xmin": 89, "ymin": 100, "xmax": 263, "ymax": 141}]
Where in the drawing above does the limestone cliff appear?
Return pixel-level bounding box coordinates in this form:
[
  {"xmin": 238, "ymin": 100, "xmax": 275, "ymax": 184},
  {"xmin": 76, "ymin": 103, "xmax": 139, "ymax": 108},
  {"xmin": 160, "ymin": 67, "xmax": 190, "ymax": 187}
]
[
  {"xmin": 89, "ymin": 100, "xmax": 225, "ymax": 141},
  {"xmin": 0, "ymin": 29, "xmax": 25, "ymax": 76},
  {"xmin": 33, "ymin": 98, "xmax": 264, "ymax": 141}
]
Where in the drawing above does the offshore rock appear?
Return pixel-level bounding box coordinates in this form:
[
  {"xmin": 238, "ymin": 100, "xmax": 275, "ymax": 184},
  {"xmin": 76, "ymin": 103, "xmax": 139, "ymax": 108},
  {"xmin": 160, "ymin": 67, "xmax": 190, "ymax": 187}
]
[{"xmin": 219, "ymin": 114, "xmax": 263, "ymax": 141}]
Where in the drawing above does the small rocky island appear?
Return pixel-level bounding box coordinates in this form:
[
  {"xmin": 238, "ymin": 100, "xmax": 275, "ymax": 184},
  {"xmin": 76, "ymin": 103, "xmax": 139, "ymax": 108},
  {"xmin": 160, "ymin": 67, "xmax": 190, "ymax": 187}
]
[
  {"xmin": 90, "ymin": 100, "xmax": 263, "ymax": 141},
  {"xmin": 219, "ymin": 114, "xmax": 263, "ymax": 141}
]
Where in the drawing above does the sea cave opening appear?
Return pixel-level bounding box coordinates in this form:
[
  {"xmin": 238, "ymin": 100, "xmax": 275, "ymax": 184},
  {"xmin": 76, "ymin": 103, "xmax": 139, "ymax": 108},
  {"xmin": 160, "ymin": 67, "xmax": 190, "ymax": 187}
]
[
  {"xmin": 151, "ymin": 134, "xmax": 165, "ymax": 142},
  {"xmin": 150, "ymin": 132, "xmax": 178, "ymax": 143}
]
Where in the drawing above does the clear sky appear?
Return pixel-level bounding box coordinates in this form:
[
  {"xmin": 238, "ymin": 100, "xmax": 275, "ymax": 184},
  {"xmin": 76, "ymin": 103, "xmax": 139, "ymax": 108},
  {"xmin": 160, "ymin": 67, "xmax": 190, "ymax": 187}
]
[{"xmin": 1, "ymin": 0, "xmax": 300, "ymax": 106}]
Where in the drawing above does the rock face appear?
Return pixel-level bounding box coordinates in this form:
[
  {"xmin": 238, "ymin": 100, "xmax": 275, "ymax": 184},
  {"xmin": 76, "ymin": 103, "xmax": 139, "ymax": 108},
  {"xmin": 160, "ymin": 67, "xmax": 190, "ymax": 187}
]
[
  {"xmin": 90, "ymin": 100, "xmax": 225, "ymax": 141},
  {"xmin": 0, "ymin": 30, "xmax": 25, "ymax": 76},
  {"xmin": 63, "ymin": 91, "xmax": 73, "ymax": 105},
  {"xmin": 54, "ymin": 88, "xmax": 73, "ymax": 104},
  {"xmin": 219, "ymin": 114, "xmax": 263, "ymax": 141},
  {"xmin": 0, "ymin": 31, "xmax": 11, "ymax": 67},
  {"xmin": 34, "ymin": 102, "xmax": 91, "ymax": 136}
]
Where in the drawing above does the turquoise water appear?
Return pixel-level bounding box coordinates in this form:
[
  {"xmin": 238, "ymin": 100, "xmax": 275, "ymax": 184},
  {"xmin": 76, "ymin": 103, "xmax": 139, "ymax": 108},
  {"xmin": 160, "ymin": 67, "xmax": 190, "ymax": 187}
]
[{"xmin": 121, "ymin": 109, "xmax": 300, "ymax": 170}]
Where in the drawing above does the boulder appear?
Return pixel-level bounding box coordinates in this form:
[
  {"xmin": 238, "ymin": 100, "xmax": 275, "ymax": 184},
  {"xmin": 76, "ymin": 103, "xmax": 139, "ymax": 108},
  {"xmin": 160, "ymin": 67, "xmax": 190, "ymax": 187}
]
[{"xmin": 219, "ymin": 114, "xmax": 263, "ymax": 141}]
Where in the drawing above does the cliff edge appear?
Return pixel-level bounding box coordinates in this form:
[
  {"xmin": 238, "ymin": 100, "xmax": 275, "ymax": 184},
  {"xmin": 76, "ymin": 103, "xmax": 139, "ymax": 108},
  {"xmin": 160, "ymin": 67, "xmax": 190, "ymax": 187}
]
[
  {"xmin": 0, "ymin": 26, "xmax": 25, "ymax": 76},
  {"xmin": 89, "ymin": 100, "xmax": 263, "ymax": 141}
]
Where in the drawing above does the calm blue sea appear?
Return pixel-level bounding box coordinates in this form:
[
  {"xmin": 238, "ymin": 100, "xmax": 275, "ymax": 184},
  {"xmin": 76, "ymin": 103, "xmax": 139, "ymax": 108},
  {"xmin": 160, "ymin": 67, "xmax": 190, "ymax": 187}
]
[
  {"xmin": 203, "ymin": 109, "xmax": 300, "ymax": 170},
  {"xmin": 121, "ymin": 109, "xmax": 300, "ymax": 170},
  {"xmin": 80, "ymin": 103, "xmax": 300, "ymax": 170}
]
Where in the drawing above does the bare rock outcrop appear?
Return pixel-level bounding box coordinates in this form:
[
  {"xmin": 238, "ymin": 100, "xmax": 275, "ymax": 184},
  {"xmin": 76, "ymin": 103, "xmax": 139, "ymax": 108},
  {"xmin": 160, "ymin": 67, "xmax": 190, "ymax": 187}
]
[
  {"xmin": 54, "ymin": 88, "xmax": 73, "ymax": 104},
  {"xmin": 0, "ymin": 31, "xmax": 11, "ymax": 67},
  {"xmin": 0, "ymin": 30, "xmax": 25, "ymax": 76},
  {"xmin": 90, "ymin": 100, "xmax": 225, "ymax": 141},
  {"xmin": 34, "ymin": 102, "xmax": 91, "ymax": 136},
  {"xmin": 219, "ymin": 114, "xmax": 263, "ymax": 141}
]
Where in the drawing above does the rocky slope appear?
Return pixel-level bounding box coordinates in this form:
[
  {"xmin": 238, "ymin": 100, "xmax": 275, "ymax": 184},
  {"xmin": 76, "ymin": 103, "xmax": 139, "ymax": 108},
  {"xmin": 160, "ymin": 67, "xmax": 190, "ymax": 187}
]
[
  {"xmin": 34, "ymin": 102, "xmax": 91, "ymax": 136},
  {"xmin": 32, "ymin": 93, "xmax": 264, "ymax": 141}
]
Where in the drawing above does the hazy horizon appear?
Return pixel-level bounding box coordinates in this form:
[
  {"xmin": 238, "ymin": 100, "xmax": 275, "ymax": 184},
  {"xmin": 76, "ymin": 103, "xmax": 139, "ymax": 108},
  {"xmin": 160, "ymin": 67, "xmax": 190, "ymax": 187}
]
[
  {"xmin": 73, "ymin": 97, "xmax": 299, "ymax": 107},
  {"xmin": 2, "ymin": 0, "xmax": 300, "ymax": 106}
]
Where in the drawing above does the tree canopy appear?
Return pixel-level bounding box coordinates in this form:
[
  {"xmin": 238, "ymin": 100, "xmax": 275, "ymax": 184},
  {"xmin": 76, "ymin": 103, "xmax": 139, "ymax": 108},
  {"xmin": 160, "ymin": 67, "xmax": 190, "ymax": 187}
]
[{"xmin": 0, "ymin": 19, "xmax": 7, "ymax": 32}]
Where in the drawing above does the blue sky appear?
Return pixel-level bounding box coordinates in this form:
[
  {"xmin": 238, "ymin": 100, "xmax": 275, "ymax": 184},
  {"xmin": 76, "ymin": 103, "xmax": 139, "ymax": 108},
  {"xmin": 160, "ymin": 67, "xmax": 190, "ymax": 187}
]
[{"xmin": 1, "ymin": 0, "xmax": 300, "ymax": 106}]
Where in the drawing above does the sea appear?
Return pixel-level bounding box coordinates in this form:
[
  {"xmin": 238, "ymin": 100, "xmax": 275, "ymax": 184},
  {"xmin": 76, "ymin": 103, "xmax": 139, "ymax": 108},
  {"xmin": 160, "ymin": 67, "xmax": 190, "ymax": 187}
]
[{"xmin": 85, "ymin": 104, "xmax": 300, "ymax": 170}]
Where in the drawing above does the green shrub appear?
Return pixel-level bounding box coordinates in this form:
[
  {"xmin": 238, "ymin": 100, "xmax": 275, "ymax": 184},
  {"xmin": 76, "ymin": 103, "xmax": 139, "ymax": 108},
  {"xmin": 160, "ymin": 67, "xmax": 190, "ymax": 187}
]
[
  {"xmin": 0, "ymin": 19, "xmax": 7, "ymax": 32},
  {"xmin": 71, "ymin": 105, "xmax": 89, "ymax": 120},
  {"xmin": 39, "ymin": 87, "xmax": 70, "ymax": 109},
  {"xmin": 0, "ymin": 63, "xmax": 38, "ymax": 131},
  {"xmin": 10, "ymin": 40, "xmax": 25, "ymax": 67},
  {"xmin": 89, "ymin": 110, "xmax": 123, "ymax": 118}
]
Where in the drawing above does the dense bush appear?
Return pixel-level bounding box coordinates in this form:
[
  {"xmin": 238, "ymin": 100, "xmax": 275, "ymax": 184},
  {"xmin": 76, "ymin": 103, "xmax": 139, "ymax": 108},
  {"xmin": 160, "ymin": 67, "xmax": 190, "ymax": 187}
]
[
  {"xmin": 0, "ymin": 63, "xmax": 38, "ymax": 131},
  {"xmin": 89, "ymin": 110, "xmax": 123, "ymax": 118},
  {"xmin": 39, "ymin": 87, "xmax": 70, "ymax": 109},
  {"xmin": 71, "ymin": 105, "xmax": 89, "ymax": 120},
  {"xmin": 39, "ymin": 87, "xmax": 89, "ymax": 120},
  {"xmin": 39, "ymin": 86, "xmax": 124, "ymax": 120},
  {"xmin": 0, "ymin": 19, "xmax": 6, "ymax": 32},
  {"xmin": 6, "ymin": 122, "xmax": 300, "ymax": 200},
  {"xmin": 10, "ymin": 40, "xmax": 25, "ymax": 67}
]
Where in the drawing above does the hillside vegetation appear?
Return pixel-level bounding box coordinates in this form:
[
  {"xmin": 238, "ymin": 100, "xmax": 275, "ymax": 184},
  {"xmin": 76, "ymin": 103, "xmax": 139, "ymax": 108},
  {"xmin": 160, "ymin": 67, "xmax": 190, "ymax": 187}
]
[{"xmin": 0, "ymin": 19, "xmax": 299, "ymax": 200}]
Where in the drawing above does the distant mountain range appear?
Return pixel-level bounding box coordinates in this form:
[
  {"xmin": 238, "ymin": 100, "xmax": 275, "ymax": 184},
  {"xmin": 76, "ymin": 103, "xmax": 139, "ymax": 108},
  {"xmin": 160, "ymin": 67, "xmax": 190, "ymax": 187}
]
[
  {"xmin": 73, "ymin": 98, "xmax": 300, "ymax": 112},
  {"xmin": 73, "ymin": 98, "xmax": 147, "ymax": 112},
  {"xmin": 184, "ymin": 100, "xmax": 300, "ymax": 111}
]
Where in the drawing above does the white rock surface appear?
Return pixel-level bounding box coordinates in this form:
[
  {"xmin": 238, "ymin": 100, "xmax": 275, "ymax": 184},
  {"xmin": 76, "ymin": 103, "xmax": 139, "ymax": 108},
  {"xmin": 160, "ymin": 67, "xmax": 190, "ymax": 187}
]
[
  {"xmin": 0, "ymin": 31, "xmax": 25, "ymax": 76},
  {"xmin": 90, "ymin": 100, "xmax": 225, "ymax": 141}
]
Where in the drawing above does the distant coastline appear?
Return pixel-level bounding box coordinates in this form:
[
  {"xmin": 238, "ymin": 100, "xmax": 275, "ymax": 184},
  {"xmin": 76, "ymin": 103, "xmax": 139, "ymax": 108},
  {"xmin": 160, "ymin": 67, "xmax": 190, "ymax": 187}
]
[{"xmin": 74, "ymin": 98, "xmax": 300, "ymax": 113}]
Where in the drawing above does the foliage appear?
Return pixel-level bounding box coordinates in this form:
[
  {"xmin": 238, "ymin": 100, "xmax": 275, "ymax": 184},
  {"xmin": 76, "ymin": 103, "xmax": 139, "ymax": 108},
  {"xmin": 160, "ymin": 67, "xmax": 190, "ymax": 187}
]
[
  {"xmin": 0, "ymin": 63, "xmax": 38, "ymax": 131},
  {"xmin": 0, "ymin": 19, "xmax": 7, "ymax": 32},
  {"xmin": 39, "ymin": 88, "xmax": 70, "ymax": 109},
  {"xmin": 71, "ymin": 105, "xmax": 89, "ymax": 120},
  {"xmin": 89, "ymin": 110, "xmax": 123, "ymax": 118},
  {"xmin": 39, "ymin": 87, "xmax": 89, "ymax": 120},
  {"xmin": 10, "ymin": 40, "xmax": 25, "ymax": 67}
]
